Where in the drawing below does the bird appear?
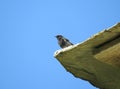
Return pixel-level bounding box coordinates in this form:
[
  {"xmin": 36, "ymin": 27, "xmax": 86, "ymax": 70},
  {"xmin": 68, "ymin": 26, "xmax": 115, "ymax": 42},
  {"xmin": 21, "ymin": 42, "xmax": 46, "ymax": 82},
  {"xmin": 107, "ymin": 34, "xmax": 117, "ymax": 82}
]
[{"xmin": 55, "ymin": 35, "xmax": 73, "ymax": 48}]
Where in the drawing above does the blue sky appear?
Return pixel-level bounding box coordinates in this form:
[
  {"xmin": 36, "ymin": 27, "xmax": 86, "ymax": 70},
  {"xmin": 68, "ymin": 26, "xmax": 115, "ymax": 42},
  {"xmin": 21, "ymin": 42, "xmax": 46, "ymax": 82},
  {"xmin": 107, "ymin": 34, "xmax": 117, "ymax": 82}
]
[{"xmin": 0, "ymin": 0, "xmax": 120, "ymax": 89}]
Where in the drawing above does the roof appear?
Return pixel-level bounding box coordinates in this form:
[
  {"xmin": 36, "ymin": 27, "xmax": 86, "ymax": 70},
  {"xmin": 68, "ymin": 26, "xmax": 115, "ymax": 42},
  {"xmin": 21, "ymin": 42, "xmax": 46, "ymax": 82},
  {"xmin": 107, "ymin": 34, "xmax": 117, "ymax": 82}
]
[{"xmin": 55, "ymin": 23, "xmax": 120, "ymax": 67}]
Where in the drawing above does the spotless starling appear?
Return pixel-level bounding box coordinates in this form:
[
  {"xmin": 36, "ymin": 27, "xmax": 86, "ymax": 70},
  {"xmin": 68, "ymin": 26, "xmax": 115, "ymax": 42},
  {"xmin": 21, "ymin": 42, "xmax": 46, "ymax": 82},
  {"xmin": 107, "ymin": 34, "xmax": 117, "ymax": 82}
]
[{"xmin": 55, "ymin": 35, "xmax": 73, "ymax": 48}]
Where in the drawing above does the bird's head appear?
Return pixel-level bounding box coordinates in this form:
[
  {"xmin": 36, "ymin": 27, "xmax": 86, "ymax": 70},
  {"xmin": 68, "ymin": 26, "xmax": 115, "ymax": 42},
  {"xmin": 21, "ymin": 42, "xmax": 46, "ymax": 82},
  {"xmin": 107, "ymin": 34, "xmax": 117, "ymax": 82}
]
[{"xmin": 55, "ymin": 35, "xmax": 63, "ymax": 40}]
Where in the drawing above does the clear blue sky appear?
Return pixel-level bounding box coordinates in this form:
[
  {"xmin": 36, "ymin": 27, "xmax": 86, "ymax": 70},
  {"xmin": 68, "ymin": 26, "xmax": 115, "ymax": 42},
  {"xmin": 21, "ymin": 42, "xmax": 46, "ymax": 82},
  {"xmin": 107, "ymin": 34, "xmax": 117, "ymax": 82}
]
[{"xmin": 0, "ymin": 0, "xmax": 120, "ymax": 89}]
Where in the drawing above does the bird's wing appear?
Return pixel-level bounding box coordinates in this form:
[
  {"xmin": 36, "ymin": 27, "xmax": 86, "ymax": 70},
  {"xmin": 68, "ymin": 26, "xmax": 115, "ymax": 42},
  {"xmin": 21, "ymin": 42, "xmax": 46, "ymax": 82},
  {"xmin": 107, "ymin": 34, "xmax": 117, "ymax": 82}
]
[
  {"xmin": 64, "ymin": 38, "xmax": 69, "ymax": 42},
  {"xmin": 63, "ymin": 38, "xmax": 73, "ymax": 45}
]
